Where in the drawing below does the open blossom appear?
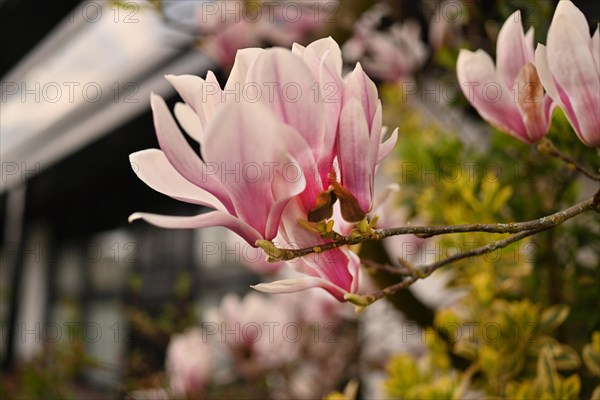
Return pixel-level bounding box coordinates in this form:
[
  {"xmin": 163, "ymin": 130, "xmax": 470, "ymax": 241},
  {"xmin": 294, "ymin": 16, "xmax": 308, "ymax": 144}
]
[
  {"xmin": 130, "ymin": 37, "xmax": 399, "ymax": 301},
  {"xmin": 204, "ymin": 292, "xmax": 301, "ymax": 376},
  {"xmin": 196, "ymin": 0, "xmax": 337, "ymax": 68},
  {"xmin": 129, "ymin": 96, "xmax": 308, "ymax": 245},
  {"xmin": 457, "ymin": 11, "xmax": 554, "ymax": 144},
  {"xmin": 535, "ymin": 0, "xmax": 600, "ymax": 147},
  {"xmin": 342, "ymin": 3, "xmax": 428, "ymax": 82},
  {"xmin": 166, "ymin": 328, "xmax": 213, "ymax": 397}
]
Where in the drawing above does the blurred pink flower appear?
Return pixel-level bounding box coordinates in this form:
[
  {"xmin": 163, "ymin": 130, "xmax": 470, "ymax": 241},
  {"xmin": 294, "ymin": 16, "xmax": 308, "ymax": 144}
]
[
  {"xmin": 457, "ymin": 11, "xmax": 554, "ymax": 144},
  {"xmin": 205, "ymin": 292, "xmax": 301, "ymax": 376},
  {"xmin": 535, "ymin": 0, "xmax": 600, "ymax": 147},
  {"xmin": 196, "ymin": 0, "xmax": 338, "ymax": 68},
  {"xmin": 428, "ymin": 0, "xmax": 466, "ymax": 51},
  {"xmin": 342, "ymin": 4, "xmax": 428, "ymax": 82},
  {"xmin": 166, "ymin": 328, "xmax": 213, "ymax": 398}
]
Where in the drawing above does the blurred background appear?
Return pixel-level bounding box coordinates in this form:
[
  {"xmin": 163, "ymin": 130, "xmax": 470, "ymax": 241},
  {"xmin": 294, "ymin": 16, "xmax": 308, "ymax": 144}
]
[{"xmin": 1, "ymin": 0, "xmax": 599, "ymax": 399}]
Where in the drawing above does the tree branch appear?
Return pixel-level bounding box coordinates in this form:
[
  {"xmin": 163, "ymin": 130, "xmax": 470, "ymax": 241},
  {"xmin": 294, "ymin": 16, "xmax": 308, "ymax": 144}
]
[
  {"xmin": 264, "ymin": 190, "xmax": 599, "ymax": 262},
  {"xmin": 378, "ymin": 227, "xmax": 546, "ymax": 297},
  {"xmin": 537, "ymin": 137, "xmax": 600, "ymax": 181}
]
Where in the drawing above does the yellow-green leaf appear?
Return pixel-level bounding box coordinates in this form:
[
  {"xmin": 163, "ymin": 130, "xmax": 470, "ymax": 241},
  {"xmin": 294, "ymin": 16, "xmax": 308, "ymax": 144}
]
[
  {"xmin": 583, "ymin": 343, "xmax": 600, "ymax": 377},
  {"xmin": 552, "ymin": 344, "xmax": 581, "ymax": 370},
  {"xmin": 537, "ymin": 346, "xmax": 558, "ymax": 395},
  {"xmin": 540, "ymin": 305, "xmax": 570, "ymax": 332}
]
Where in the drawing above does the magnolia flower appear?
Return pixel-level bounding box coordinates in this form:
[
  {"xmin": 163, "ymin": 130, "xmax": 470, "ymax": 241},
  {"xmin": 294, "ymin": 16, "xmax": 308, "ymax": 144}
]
[
  {"xmin": 129, "ymin": 95, "xmax": 307, "ymax": 245},
  {"xmin": 205, "ymin": 292, "xmax": 301, "ymax": 376},
  {"xmin": 428, "ymin": 0, "xmax": 466, "ymax": 51},
  {"xmin": 535, "ymin": 0, "xmax": 600, "ymax": 147},
  {"xmin": 165, "ymin": 38, "xmax": 343, "ymax": 213},
  {"xmin": 166, "ymin": 328, "xmax": 213, "ymax": 398},
  {"xmin": 196, "ymin": 0, "xmax": 337, "ymax": 68},
  {"xmin": 130, "ymin": 37, "xmax": 400, "ymax": 302},
  {"xmin": 457, "ymin": 11, "xmax": 554, "ymax": 144},
  {"xmin": 342, "ymin": 3, "xmax": 428, "ymax": 82}
]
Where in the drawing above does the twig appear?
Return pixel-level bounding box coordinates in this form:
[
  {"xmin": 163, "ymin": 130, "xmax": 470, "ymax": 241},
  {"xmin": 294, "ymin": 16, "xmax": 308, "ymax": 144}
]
[
  {"xmin": 265, "ymin": 191, "xmax": 599, "ymax": 262},
  {"xmin": 538, "ymin": 137, "xmax": 600, "ymax": 181},
  {"xmin": 379, "ymin": 227, "xmax": 546, "ymax": 297}
]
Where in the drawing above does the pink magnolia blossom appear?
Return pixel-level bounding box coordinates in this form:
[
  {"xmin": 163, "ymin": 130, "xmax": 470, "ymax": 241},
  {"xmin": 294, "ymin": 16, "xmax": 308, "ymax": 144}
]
[
  {"xmin": 130, "ymin": 38, "xmax": 400, "ymax": 302},
  {"xmin": 535, "ymin": 0, "xmax": 600, "ymax": 147},
  {"xmin": 163, "ymin": 38, "xmax": 343, "ymax": 212},
  {"xmin": 457, "ymin": 10, "xmax": 554, "ymax": 144},
  {"xmin": 166, "ymin": 328, "xmax": 213, "ymax": 397},
  {"xmin": 205, "ymin": 292, "xmax": 301, "ymax": 376},
  {"xmin": 196, "ymin": 1, "xmax": 337, "ymax": 68},
  {"xmin": 342, "ymin": 4, "xmax": 428, "ymax": 83},
  {"xmin": 129, "ymin": 95, "xmax": 308, "ymax": 245}
]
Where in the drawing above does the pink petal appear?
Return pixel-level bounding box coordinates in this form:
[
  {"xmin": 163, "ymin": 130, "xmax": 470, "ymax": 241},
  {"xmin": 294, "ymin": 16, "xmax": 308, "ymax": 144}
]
[
  {"xmin": 150, "ymin": 93, "xmax": 235, "ymax": 213},
  {"xmin": 371, "ymin": 183, "xmax": 400, "ymax": 218},
  {"xmin": 265, "ymin": 151, "xmax": 307, "ymax": 240},
  {"xmin": 368, "ymin": 101, "xmax": 384, "ymax": 167},
  {"xmin": 457, "ymin": 49, "xmax": 527, "ymax": 140},
  {"xmin": 305, "ymin": 36, "xmax": 343, "ymax": 76},
  {"xmin": 279, "ymin": 125, "xmax": 323, "ymax": 211},
  {"xmin": 513, "ymin": 63, "xmax": 551, "ymax": 142},
  {"xmin": 129, "ymin": 211, "xmax": 263, "ymax": 245},
  {"xmin": 165, "ymin": 74, "xmax": 207, "ymax": 126},
  {"xmin": 224, "ymin": 47, "xmax": 265, "ymax": 91},
  {"xmin": 200, "ymin": 71, "xmax": 223, "ymax": 123},
  {"xmin": 338, "ymin": 97, "xmax": 373, "ymax": 212},
  {"xmin": 246, "ymin": 48, "xmax": 325, "ymax": 154},
  {"xmin": 130, "ymin": 149, "xmax": 225, "ymax": 210},
  {"xmin": 344, "ymin": 63, "xmax": 378, "ymax": 130},
  {"xmin": 252, "ymin": 277, "xmax": 347, "ymax": 302},
  {"xmin": 553, "ymin": 0, "xmax": 591, "ymax": 45},
  {"xmin": 202, "ymin": 102, "xmax": 301, "ymax": 239},
  {"xmin": 548, "ymin": 15, "xmax": 600, "ymax": 146},
  {"xmin": 496, "ymin": 11, "xmax": 534, "ymax": 86},
  {"xmin": 377, "ymin": 127, "xmax": 399, "ymax": 164},
  {"xmin": 535, "ymin": 45, "xmax": 561, "ymax": 103},
  {"xmin": 174, "ymin": 103, "xmax": 203, "ymax": 144},
  {"xmin": 592, "ymin": 27, "xmax": 599, "ymax": 75},
  {"xmin": 303, "ymin": 248, "xmax": 355, "ymax": 294}
]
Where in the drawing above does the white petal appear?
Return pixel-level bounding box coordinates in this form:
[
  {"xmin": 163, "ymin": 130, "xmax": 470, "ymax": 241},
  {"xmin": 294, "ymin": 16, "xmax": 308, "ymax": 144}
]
[{"xmin": 174, "ymin": 103, "xmax": 203, "ymax": 144}]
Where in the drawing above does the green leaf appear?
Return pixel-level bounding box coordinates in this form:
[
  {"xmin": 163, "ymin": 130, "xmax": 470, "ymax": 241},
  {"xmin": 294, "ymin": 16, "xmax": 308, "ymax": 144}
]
[
  {"xmin": 539, "ymin": 305, "xmax": 570, "ymax": 332},
  {"xmin": 552, "ymin": 345, "xmax": 581, "ymax": 371},
  {"xmin": 591, "ymin": 385, "xmax": 600, "ymax": 400},
  {"xmin": 583, "ymin": 344, "xmax": 600, "ymax": 377},
  {"xmin": 453, "ymin": 341, "xmax": 477, "ymax": 361},
  {"xmin": 537, "ymin": 346, "xmax": 558, "ymax": 396}
]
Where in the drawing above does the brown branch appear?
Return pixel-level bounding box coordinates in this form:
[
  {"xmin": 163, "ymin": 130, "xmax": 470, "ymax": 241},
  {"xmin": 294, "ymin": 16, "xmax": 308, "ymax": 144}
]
[
  {"xmin": 265, "ymin": 191, "xmax": 599, "ymax": 262},
  {"xmin": 537, "ymin": 137, "xmax": 600, "ymax": 181},
  {"xmin": 377, "ymin": 227, "xmax": 547, "ymax": 298}
]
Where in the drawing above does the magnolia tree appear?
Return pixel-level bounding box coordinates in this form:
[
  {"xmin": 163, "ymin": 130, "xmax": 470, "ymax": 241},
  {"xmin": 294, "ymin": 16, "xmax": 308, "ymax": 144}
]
[{"xmin": 125, "ymin": 0, "xmax": 599, "ymax": 399}]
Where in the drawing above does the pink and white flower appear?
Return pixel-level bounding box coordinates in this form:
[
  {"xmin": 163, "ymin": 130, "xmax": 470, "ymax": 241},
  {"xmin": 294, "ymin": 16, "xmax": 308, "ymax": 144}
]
[
  {"xmin": 457, "ymin": 10, "xmax": 554, "ymax": 144},
  {"xmin": 342, "ymin": 4, "xmax": 428, "ymax": 82},
  {"xmin": 130, "ymin": 37, "xmax": 399, "ymax": 302},
  {"xmin": 166, "ymin": 328, "xmax": 213, "ymax": 397},
  {"xmin": 129, "ymin": 96, "xmax": 308, "ymax": 245},
  {"xmin": 196, "ymin": 0, "xmax": 338, "ymax": 68},
  {"xmin": 535, "ymin": 0, "xmax": 600, "ymax": 147}
]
